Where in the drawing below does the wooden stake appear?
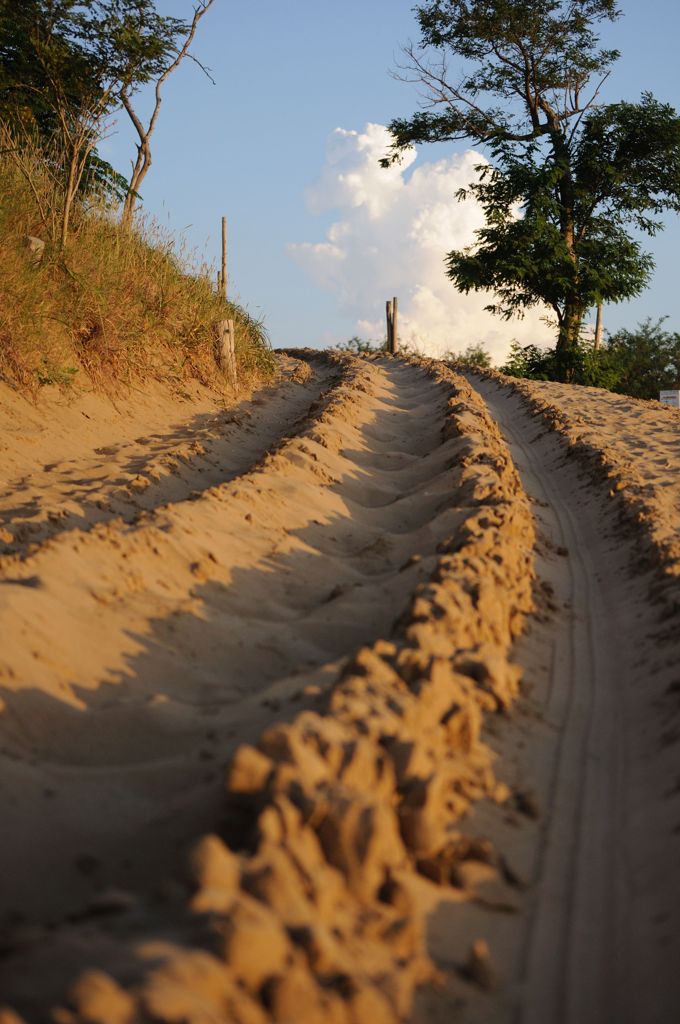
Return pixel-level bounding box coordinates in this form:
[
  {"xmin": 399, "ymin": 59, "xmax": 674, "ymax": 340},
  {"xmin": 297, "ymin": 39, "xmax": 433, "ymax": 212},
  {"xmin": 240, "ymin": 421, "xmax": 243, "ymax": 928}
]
[
  {"xmin": 221, "ymin": 215, "xmax": 227, "ymax": 300},
  {"xmin": 594, "ymin": 302, "xmax": 603, "ymax": 350},
  {"xmin": 386, "ymin": 299, "xmax": 393, "ymax": 352},
  {"xmin": 391, "ymin": 295, "xmax": 398, "ymax": 354},
  {"xmin": 217, "ymin": 318, "xmax": 238, "ymax": 388}
]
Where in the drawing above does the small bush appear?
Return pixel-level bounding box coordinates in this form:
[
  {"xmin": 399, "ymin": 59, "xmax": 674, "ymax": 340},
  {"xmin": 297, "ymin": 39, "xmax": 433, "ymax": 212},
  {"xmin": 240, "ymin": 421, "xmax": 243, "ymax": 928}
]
[
  {"xmin": 500, "ymin": 322, "xmax": 679, "ymax": 399},
  {"xmin": 334, "ymin": 336, "xmax": 386, "ymax": 355},
  {"xmin": 445, "ymin": 342, "xmax": 493, "ymax": 369},
  {"xmin": 606, "ymin": 318, "xmax": 680, "ymax": 399}
]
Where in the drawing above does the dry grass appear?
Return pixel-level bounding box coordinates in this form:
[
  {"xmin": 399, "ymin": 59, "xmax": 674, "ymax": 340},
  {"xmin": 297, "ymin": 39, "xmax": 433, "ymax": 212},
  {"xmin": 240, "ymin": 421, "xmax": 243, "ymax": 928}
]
[{"xmin": 0, "ymin": 130, "xmax": 275, "ymax": 396}]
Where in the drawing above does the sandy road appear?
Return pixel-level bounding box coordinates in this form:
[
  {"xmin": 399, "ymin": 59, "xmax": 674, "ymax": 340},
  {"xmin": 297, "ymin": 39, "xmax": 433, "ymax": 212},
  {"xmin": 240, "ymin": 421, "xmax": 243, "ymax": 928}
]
[
  {"xmin": 460, "ymin": 377, "xmax": 680, "ymax": 1024},
  {"xmin": 3, "ymin": 355, "xmax": 677, "ymax": 1021},
  {"xmin": 0, "ymin": 353, "xmax": 475, "ymax": 1012}
]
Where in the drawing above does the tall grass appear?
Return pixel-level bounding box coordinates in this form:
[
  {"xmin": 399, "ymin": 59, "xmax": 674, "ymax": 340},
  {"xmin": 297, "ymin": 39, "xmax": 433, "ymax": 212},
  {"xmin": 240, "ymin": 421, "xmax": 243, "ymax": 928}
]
[{"xmin": 0, "ymin": 125, "xmax": 275, "ymax": 395}]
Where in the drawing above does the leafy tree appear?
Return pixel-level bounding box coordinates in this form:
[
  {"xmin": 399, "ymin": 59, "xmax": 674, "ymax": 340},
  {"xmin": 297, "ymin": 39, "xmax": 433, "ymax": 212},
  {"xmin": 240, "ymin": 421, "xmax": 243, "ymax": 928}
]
[
  {"xmin": 0, "ymin": 1, "xmax": 191, "ymax": 245},
  {"xmin": 384, "ymin": 1, "xmax": 680, "ymax": 379}
]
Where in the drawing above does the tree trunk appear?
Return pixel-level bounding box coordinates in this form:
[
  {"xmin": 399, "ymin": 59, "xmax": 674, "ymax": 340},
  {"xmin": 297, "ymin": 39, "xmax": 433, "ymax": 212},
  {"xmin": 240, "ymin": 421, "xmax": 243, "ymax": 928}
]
[
  {"xmin": 556, "ymin": 299, "xmax": 583, "ymax": 381},
  {"xmin": 60, "ymin": 152, "xmax": 79, "ymax": 249},
  {"xmin": 549, "ymin": 127, "xmax": 581, "ymax": 381},
  {"xmin": 122, "ymin": 141, "xmax": 151, "ymax": 229}
]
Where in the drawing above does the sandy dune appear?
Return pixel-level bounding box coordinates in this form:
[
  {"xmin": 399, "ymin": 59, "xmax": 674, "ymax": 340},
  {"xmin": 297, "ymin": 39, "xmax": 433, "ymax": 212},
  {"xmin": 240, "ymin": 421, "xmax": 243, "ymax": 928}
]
[{"xmin": 0, "ymin": 358, "xmax": 678, "ymax": 1023}]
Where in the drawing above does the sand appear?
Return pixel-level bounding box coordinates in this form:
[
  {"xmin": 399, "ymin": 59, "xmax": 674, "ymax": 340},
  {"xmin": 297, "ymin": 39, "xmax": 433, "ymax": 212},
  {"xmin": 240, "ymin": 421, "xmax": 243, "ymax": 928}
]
[
  {"xmin": 0, "ymin": 359, "xmax": 678, "ymax": 1023},
  {"xmin": 0, "ymin": 353, "xmax": 534, "ymax": 1019},
  {"xmin": 0, "ymin": 358, "xmax": 319, "ymax": 558},
  {"xmin": 413, "ymin": 375, "xmax": 680, "ymax": 1024}
]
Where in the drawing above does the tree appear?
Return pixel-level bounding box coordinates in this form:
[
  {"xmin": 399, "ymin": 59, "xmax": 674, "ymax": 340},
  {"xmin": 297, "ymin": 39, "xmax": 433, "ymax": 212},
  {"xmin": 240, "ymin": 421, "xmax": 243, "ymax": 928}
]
[
  {"xmin": 0, "ymin": 1, "xmax": 190, "ymax": 246},
  {"xmin": 383, "ymin": 1, "xmax": 680, "ymax": 378},
  {"xmin": 120, "ymin": 0, "xmax": 215, "ymax": 228}
]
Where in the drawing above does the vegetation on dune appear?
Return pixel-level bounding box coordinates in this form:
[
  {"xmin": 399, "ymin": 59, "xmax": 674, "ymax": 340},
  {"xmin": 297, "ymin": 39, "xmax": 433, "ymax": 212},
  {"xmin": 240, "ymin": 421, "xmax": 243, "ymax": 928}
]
[
  {"xmin": 384, "ymin": 0, "xmax": 680, "ymax": 380},
  {"xmin": 0, "ymin": 0, "xmax": 218, "ymax": 245},
  {"xmin": 446, "ymin": 342, "xmax": 492, "ymax": 369},
  {"xmin": 501, "ymin": 320, "xmax": 680, "ymax": 399},
  {"xmin": 336, "ymin": 336, "xmax": 494, "ymax": 370},
  {"xmin": 0, "ymin": 129, "xmax": 274, "ymax": 395},
  {"xmin": 337, "ymin": 321, "xmax": 679, "ymax": 402},
  {"xmin": 0, "ymin": 0, "xmax": 275, "ymax": 396}
]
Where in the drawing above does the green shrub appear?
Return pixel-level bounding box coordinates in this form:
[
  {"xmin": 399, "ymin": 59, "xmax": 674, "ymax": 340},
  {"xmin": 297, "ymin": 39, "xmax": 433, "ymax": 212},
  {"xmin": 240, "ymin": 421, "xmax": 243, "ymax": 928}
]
[{"xmin": 500, "ymin": 320, "xmax": 680, "ymax": 398}]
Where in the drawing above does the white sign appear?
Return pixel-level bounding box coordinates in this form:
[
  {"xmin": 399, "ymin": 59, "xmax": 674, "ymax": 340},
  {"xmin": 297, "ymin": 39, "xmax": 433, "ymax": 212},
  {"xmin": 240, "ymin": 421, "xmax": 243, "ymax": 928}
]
[{"xmin": 660, "ymin": 390, "xmax": 680, "ymax": 408}]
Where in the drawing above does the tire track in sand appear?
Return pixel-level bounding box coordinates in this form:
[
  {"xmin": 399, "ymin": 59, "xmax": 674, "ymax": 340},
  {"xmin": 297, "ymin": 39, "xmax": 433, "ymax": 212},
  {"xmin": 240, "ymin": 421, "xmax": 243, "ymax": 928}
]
[
  {"xmin": 466, "ymin": 376, "xmax": 679, "ymax": 1024},
  {"xmin": 0, "ymin": 354, "xmax": 473, "ymax": 1011},
  {"xmin": 0, "ymin": 355, "xmax": 333, "ymax": 561}
]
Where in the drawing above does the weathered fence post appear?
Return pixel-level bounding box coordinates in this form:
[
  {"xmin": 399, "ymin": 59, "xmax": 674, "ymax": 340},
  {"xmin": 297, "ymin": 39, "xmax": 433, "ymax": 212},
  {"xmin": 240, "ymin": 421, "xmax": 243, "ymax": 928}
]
[
  {"xmin": 217, "ymin": 318, "xmax": 238, "ymax": 388},
  {"xmin": 386, "ymin": 297, "xmax": 398, "ymax": 354}
]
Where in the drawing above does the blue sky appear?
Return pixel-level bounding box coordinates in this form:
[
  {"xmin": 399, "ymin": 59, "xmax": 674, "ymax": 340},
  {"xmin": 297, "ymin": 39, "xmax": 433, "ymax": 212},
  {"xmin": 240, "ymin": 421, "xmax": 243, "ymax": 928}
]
[{"xmin": 102, "ymin": 0, "xmax": 680, "ymax": 357}]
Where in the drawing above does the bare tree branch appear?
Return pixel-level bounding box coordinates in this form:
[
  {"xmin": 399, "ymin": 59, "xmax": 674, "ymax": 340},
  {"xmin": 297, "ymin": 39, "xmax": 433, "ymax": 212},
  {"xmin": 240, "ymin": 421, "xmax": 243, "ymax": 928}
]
[{"xmin": 121, "ymin": 0, "xmax": 217, "ymax": 227}]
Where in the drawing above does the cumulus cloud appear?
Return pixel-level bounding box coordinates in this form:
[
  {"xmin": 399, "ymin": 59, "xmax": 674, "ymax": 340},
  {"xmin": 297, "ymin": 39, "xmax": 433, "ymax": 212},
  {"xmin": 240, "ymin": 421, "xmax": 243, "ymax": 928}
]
[{"xmin": 288, "ymin": 123, "xmax": 553, "ymax": 363}]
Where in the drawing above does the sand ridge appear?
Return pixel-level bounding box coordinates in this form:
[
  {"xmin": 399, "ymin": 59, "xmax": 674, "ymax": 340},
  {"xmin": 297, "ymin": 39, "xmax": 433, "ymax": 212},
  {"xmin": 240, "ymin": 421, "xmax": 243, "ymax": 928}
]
[{"xmin": 0, "ymin": 355, "xmax": 535, "ymax": 1021}]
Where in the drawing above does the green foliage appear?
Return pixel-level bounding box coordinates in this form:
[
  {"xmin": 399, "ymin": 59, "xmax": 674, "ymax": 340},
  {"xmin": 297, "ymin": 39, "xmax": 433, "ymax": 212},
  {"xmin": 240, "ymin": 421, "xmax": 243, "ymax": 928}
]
[
  {"xmin": 0, "ymin": 0, "xmax": 186, "ymax": 123},
  {"xmin": 335, "ymin": 336, "xmax": 386, "ymax": 355},
  {"xmin": 0, "ymin": 0, "xmax": 190, "ymax": 219},
  {"xmin": 35, "ymin": 358, "xmax": 79, "ymax": 388},
  {"xmin": 445, "ymin": 342, "xmax": 493, "ymax": 368},
  {"xmin": 385, "ymin": 1, "xmax": 680, "ymax": 374},
  {"xmin": 501, "ymin": 342, "xmax": 556, "ymax": 380},
  {"xmin": 500, "ymin": 319, "xmax": 680, "ymax": 398},
  {"xmin": 82, "ymin": 150, "xmax": 131, "ymax": 203},
  {"xmin": 385, "ymin": 1, "xmax": 622, "ymax": 157},
  {"xmin": 606, "ymin": 318, "xmax": 680, "ymax": 399}
]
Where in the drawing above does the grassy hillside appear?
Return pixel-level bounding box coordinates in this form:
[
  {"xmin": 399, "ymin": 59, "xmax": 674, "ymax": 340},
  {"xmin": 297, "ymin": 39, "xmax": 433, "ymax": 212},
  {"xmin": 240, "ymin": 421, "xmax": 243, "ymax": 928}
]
[{"xmin": 0, "ymin": 136, "xmax": 275, "ymax": 396}]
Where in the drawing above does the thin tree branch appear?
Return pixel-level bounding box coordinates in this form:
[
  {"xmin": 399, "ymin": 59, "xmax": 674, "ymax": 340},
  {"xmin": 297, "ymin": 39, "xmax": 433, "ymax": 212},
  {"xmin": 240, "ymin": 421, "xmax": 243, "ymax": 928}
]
[{"xmin": 120, "ymin": 0, "xmax": 216, "ymax": 224}]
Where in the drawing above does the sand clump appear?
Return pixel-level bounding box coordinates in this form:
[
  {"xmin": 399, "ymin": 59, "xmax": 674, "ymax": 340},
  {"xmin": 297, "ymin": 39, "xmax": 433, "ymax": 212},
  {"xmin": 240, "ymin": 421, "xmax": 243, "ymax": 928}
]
[{"xmin": 0, "ymin": 358, "xmax": 539, "ymax": 1024}]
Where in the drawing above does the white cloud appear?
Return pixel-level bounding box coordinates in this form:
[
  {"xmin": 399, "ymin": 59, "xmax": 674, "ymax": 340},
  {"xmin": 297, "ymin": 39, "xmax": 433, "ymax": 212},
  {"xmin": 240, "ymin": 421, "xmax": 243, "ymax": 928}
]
[{"xmin": 288, "ymin": 123, "xmax": 553, "ymax": 363}]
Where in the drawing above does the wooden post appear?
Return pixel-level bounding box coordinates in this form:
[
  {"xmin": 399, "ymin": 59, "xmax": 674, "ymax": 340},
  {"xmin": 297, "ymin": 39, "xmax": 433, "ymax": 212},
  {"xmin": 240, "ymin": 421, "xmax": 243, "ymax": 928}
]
[
  {"xmin": 594, "ymin": 302, "xmax": 603, "ymax": 350},
  {"xmin": 386, "ymin": 299, "xmax": 393, "ymax": 352},
  {"xmin": 221, "ymin": 216, "xmax": 227, "ymax": 300},
  {"xmin": 217, "ymin": 318, "xmax": 238, "ymax": 388},
  {"xmin": 391, "ymin": 295, "xmax": 398, "ymax": 354}
]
